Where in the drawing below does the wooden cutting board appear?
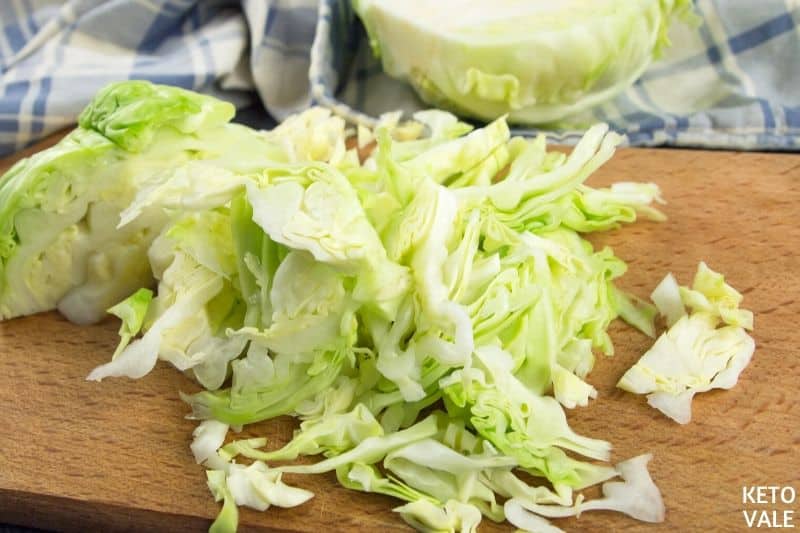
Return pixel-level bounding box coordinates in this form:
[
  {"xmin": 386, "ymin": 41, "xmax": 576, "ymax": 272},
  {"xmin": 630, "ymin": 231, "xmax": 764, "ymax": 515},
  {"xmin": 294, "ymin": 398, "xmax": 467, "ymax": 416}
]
[{"xmin": 0, "ymin": 138, "xmax": 798, "ymax": 533}]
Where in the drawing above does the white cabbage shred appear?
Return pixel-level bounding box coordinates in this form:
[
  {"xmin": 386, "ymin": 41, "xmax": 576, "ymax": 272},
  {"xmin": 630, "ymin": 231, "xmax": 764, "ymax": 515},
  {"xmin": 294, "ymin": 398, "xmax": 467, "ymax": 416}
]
[{"xmin": 0, "ymin": 81, "xmax": 753, "ymax": 532}]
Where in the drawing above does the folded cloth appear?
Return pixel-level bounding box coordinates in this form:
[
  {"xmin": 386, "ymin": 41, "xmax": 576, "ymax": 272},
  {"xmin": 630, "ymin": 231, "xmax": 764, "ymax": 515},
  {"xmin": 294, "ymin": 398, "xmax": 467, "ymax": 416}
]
[{"xmin": 1, "ymin": 0, "xmax": 798, "ymax": 157}]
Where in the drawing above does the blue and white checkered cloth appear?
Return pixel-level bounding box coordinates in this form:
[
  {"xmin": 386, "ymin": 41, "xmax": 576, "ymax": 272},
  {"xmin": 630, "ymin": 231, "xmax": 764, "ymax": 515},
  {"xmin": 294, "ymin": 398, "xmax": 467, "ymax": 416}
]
[{"xmin": 1, "ymin": 0, "xmax": 799, "ymax": 157}]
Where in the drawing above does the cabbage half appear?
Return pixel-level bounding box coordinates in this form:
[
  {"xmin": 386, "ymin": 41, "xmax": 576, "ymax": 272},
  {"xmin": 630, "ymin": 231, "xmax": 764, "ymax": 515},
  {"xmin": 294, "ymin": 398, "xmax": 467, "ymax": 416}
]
[
  {"xmin": 0, "ymin": 81, "xmax": 283, "ymax": 324},
  {"xmin": 352, "ymin": 0, "xmax": 695, "ymax": 124}
]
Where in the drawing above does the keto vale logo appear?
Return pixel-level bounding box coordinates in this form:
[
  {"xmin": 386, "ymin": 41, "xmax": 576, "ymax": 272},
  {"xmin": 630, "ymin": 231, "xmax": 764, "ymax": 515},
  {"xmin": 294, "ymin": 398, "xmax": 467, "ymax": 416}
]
[{"xmin": 742, "ymin": 486, "xmax": 796, "ymax": 528}]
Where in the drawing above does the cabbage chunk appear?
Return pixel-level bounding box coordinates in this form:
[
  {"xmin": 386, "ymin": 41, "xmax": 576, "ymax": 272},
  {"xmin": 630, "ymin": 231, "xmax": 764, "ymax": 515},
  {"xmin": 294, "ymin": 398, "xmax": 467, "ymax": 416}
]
[{"xmin": 618, "ymin": 263, "xmax": 755, "ymax": 424}]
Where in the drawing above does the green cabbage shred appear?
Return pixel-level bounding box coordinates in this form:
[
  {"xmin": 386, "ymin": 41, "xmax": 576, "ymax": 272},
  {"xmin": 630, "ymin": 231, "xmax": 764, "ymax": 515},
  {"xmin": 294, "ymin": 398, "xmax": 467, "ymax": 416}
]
[{"xmin": 0, "ymin": 81, "xmax": 753, "ymax": 532}]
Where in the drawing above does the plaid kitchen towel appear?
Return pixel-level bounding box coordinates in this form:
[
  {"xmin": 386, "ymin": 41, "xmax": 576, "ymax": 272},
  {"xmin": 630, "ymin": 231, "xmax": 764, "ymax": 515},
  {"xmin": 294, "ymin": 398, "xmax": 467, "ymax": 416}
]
[
  {"xmin": 0, "ymin": 0, "xmax": 316, "ymax": 156},
  {"xmin": 1, "ymin": 0, "xmax": 799, "ymax": 157}
]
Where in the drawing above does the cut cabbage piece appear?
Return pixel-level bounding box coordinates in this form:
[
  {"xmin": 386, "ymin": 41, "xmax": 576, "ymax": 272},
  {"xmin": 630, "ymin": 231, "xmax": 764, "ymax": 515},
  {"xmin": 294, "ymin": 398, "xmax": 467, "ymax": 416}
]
[
  {"xmin": 0, "ymin": 81, "xmax": 282, "ymax": 323},
  {"xmin": 191, "ymin": 420, "xmax": 230, "ymax": 471},
  {"xmin": 619, "ymin": 263, "xmax": 755, "ymax": 424},
  {"xmin": 504, "ymin": 454, "xmax": 665, "ymax": 527},
  {"xmin": 394, "ymin": 499, "xmax": 482, "ymax": 533},
  {"xmin": 226, "ymin": 461, "xmax": 314, "ymax": 511}
]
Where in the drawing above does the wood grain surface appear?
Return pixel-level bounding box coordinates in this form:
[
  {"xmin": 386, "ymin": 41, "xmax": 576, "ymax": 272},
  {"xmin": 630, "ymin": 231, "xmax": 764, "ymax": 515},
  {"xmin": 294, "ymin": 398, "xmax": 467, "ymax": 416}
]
[{"xmin": 0, "ymin": 139, "xmax": 798, "ymax": 533}]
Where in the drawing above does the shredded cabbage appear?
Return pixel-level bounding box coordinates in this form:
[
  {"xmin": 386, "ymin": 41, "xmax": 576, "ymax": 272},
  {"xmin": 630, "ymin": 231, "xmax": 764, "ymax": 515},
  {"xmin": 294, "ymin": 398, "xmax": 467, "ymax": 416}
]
[{"xmin": 1, "ymin": 82, "xmax": 718, "ymax": 532}]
